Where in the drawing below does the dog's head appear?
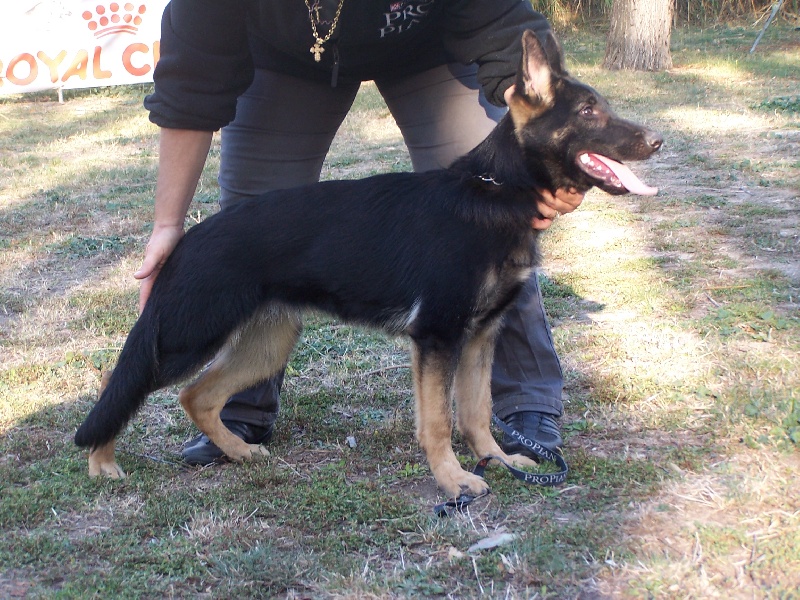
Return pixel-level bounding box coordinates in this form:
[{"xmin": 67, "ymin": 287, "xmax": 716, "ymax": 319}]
[{"xmin": 507, "ymin": 30, "xmax": 662, "ymax": 196}]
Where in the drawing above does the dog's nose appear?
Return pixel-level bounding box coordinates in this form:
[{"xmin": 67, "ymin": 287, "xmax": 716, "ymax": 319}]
[{"xmin": 643, "ymin": 130, "xmax": 663, "ymax": 151}]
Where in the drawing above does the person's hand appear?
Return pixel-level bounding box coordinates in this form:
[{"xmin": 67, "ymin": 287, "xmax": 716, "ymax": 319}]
[
  {"xmin": 134, "ymin": 224, "xmax": 184, "ymax": 312},
  {"xmin": 532, "ymin": 187, "xmax": 585, "ymax": 230}
]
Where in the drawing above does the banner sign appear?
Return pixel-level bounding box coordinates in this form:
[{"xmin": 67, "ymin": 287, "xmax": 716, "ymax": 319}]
[{"xmin": 0, "ymin": 0, "xmax": 168, "ymax": 95}]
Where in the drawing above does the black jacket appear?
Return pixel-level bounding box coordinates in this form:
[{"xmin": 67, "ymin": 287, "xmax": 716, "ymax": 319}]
[{"xmin": 144, "ymin": 0, "xmax": 550, "ymax": 131}]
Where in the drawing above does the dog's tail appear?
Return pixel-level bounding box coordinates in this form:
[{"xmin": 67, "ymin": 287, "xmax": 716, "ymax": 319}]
[
  {"xmin": 74, "ymin": 305, "xmax": 164, "ymax": 450},
  {"xmin": 74, "ymin": 258, "xmax": 265, "ymax": 450}
]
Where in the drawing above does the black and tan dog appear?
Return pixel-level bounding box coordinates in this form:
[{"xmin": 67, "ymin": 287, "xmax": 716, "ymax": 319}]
[{"xmin": 75, "ymin": 30, "xmax": 661, "ymax": 499}]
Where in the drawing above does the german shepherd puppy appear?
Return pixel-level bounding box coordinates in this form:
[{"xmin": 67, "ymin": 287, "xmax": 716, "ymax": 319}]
[{"xmin": 75, "ymin": 30, "xmax": 662, "ymax": 499}]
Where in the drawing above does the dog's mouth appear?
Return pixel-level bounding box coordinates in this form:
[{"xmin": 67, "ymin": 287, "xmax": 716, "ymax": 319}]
[{"xmin": 577, "ymin": 153, "xmax": 658, "ymax": 196}]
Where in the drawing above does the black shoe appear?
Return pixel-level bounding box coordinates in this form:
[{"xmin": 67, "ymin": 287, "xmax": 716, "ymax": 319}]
[
  {"xmin": 500, "ymin": 411, "xmax": 563, "ymax": 458},
  {"xmin": 181, "ymin": 420, "xmax": 274, "ymax": 466}
]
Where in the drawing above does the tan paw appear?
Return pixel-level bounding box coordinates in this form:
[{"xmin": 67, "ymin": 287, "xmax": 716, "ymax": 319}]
[
  {"xmin": 224, "ymin": 443, "xmax": 270, "ymax": 462},
  {"xmin": 504, "ymin": 452, "xmax": 537, "ymax": 468},
  {"xmin": 245, "ymin": 443, "xmax": 270, "ymax": 459},
  {"xmin": 436, "ymin": 466, "xmax": 490, "ymax": 498},
  {"xmin": 87, "ymin": 442, "xmax": 124, "ymax": 479},
  {"xmin": 88, "ymin": 458, "xmax": 126, "ymax": 479}
]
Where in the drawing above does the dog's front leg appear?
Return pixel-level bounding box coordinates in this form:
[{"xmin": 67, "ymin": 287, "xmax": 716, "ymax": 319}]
[
  {"xmin": 454, "ymin": 329, "xmax": 537, "ymax": 469},
  {"xmin": 412, "ymin": 343, "xmax": 489, "ymax": 498}
]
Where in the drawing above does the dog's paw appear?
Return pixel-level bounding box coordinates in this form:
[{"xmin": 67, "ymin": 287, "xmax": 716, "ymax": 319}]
[
  {"xmin": 246, "ymin": 444, "xmax": 270, "ymax": 459},
  {"xmin": 505, "ymin": 453, "xmax": 537, "ymax": 468},
  {"xmin": 88, "ymin": 459, "xmax": 126, "ymax": 479},
  {"xmin": 437, "ymin": 467, "xmax": 490, "ymax": 499},
  {"xmin": 226, "ymin": 443, "xmax": 271, "ymax": 462},
  {"xmin": 87, "ymin": 442, "xmax": 125, "ymax": 479}
]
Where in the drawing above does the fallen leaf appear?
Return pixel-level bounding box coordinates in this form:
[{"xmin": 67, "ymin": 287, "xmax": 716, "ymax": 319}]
[{"xmin": 468, "ymin": 533, "xmax": 517, "ymax": 553}]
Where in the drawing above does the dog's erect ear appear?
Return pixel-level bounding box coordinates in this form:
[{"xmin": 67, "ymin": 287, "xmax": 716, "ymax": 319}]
[
  {"xmin": 541, "ymin": 30, "xmax": 567, "ymax": 78},
  {"xmin": 508, "ymin": 30, "xmax": 558, "ymax": 132},
  {"xmin": 515, "ymin": 29, "xmax": 556, "ymax": 108}
]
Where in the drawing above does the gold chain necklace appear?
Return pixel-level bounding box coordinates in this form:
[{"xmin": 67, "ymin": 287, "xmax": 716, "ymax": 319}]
[{"xmin": 304, "ymin": 0, "xmax": 345, "ymax": 62}]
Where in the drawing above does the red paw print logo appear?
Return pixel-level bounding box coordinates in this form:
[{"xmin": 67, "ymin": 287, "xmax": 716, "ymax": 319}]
[{"xmin": 82, "ymin": 3, "xmax": 147, "ymax": 39}]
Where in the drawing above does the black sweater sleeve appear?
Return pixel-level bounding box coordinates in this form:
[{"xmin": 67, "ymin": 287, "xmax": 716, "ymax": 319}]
[
  {"xmin": 442, "ymin": 0, "xmax": 551, "ymax": 107},
  {"xmin": 144, "ymin": 0, "xmax": 255, "ymax": 131}
]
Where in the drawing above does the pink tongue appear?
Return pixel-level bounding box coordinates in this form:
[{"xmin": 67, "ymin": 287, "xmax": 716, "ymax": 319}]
[{"xmin": 589, "ymin": 153, "xmax": 658, "ymax": 196}]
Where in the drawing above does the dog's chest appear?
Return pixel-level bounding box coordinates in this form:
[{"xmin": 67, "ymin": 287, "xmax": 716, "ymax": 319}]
[{"xmin": 468, "ymin": 240, "xmax": 536, "ymax": 325}]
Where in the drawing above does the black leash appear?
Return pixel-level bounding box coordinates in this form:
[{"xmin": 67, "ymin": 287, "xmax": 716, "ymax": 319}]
[{"xmin": 434, "ymin": 415, "xmax": 568, "ymax": 517}]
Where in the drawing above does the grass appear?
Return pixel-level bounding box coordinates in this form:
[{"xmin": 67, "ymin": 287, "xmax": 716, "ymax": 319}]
[{"xmin": 2, "ymin": 24, "xmax": 799, "ymax": 598}]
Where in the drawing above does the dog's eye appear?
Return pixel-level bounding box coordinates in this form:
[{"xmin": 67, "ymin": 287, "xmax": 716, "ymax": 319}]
[{"xmin": 580, "ymin": 105, "xmax": 595, "ymax": 117}]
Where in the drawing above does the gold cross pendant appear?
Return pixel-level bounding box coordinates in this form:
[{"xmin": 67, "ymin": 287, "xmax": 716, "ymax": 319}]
[{"xmin": 310, "ymin": 41, "xmax": 324, "ymax": 62}]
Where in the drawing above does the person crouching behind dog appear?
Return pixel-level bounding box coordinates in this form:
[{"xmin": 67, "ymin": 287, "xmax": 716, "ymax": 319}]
[{"xmin": 135, "ymin": 0, "xmax": 584, "ymax": 466}]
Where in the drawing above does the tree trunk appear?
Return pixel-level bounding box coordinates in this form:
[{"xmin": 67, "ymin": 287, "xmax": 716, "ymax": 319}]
[{"xmin": 603, "ymin": 0, "xmax": 673, "ymax": 71}]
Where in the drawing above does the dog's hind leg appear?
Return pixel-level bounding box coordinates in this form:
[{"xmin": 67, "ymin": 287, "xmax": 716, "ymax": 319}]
[
  {"xmin": 179, "ymin": 306, "xmax": 301, "ymax": 463},
  {"xmin": 412, "ymin": 342, "xmax": 490, "ymax": 498},
  {"xmin": 88, "ymin": 440, "xmax": 125, "ymax": 478},
  {"xmin": 454, "ymin": 328, "xmax": 536, "ymax": 469},
  {"xmin": 87, "ymin": 370, "xmax": 126, "ymax": 478}
]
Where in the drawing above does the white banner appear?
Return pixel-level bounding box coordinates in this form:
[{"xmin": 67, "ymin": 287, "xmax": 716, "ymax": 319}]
[{"xmin": 0, "ymin": 0, "xmax": 168, "ymax": 95}]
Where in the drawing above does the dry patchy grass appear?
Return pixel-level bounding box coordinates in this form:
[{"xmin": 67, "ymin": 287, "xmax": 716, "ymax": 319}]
[{"xmin": 1, "ymin": 27, "xmax": 799, "ymax": 598}]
